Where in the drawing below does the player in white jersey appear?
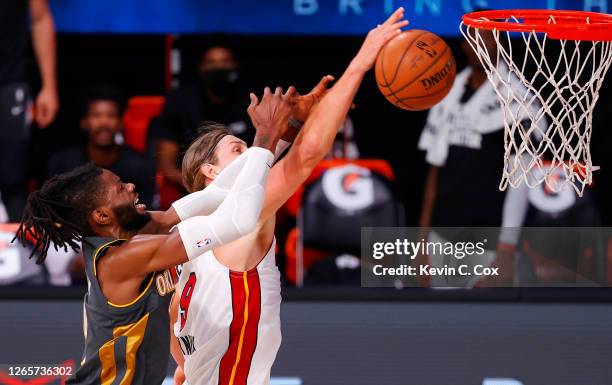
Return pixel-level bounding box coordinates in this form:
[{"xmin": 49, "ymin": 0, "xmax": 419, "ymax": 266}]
[
  {"xmin": 169, "ymin": 8, "xmax": 409, "ymax": 385},
  {"xmin": 173, "ymin": 233, "xmax": 281, "ymax": 385}
]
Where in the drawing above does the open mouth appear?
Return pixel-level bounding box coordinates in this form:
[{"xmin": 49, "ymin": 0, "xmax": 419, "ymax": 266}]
[{"xmin": 134, "ymin": 195, "xmax": 147, "ymax": 210}]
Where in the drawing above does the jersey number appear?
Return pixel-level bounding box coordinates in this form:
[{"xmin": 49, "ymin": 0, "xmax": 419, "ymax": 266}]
[{"xmin": 179, "ymin": 272, "xmax": 197, "ymax": 331}]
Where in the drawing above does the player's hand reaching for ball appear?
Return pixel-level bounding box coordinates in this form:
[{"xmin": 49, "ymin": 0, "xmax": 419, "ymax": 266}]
[
  {"xmin": 247, "ymin": 86, "xmax": 296, "ymax": 151},
  {"xmin": 351, "ymin": 7, "xmax": 409, "ymax": 73},
  {"xmin": 290, "ymin": 75, "xmax": 335, "ymax": 122}
]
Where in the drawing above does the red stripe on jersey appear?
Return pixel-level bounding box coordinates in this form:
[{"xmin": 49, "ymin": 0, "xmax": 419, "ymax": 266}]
[
  {"xmin": 218, "ymin": 269, "xmax": 262, "ymax": 385},
  {"xmin": 179, "ymin": 272, "xmax": 197, "ymax": 331},
  {"xmin": 170, "ymin": 266, "xmax": 180, "ymax": 283}
]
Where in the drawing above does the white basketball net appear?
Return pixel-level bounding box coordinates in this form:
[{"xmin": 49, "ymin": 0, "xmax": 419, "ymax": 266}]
[{"xmin": 460, "ymin": 15, "xmax": 612, "ymax": 196}]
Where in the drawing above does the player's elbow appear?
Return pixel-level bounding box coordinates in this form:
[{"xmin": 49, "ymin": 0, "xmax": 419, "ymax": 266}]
[
  {"xmin": 237, "ymin": 207, "xmax": 259, "ymax": 236},
  {"xmin": 226, "ymin": 194, "xmax": 262, "ymax": 237},
  {"xmin": 299, "ymin": 137, "xmax": 325, "ymax": 168},
  {"xmin": 241, "ymin": 217, "xmax": 258, "ymax": 237}
]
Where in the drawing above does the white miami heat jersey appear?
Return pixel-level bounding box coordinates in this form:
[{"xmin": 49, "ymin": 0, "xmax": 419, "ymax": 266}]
[{"xmin": 174, "ymin": 240, "xmax": 282, "ymax": 385}]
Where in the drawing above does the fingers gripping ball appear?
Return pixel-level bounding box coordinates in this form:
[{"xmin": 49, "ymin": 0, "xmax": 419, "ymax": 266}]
[{"xmin": 375, "ymin": 30, "xmax": 456, "ymax": 111}]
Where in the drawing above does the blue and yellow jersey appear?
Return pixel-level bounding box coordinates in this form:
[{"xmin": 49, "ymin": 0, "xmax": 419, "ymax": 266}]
[{"xmin": 67, "ymin": 237, "xmax": 177, "ymax": 385}]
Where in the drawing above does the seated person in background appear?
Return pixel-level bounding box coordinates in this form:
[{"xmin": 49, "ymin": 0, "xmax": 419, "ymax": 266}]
[
  {"xmin": 47, "ymin": 85, "xmax": 156, "ymax": 208},
  {"xmin": 151, "ymin": 45, "xmax": 253, "ymax": 188},
  {"xmin": 417, "ymin": 29, "xmax": 540, "ymax": 287}
]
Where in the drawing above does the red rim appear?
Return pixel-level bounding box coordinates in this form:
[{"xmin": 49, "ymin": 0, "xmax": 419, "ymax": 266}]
[{"xmin": 462, "ymin": 9, "xmax": 612, "ymax": 41}]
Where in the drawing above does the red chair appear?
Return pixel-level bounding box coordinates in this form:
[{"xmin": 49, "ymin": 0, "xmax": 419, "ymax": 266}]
[
  {"xmin": 283, "ymin": 159, "xmax": 399, "ymax": 286},
  {"xmin": 122, "ymin": 96, "xmax": 165, "ymax": 153},
  {"xmin": 284, "ymin": 228, "xmax": 328, "ymax": 286},
  {"xmin": 158, "ymin": 174, "xmax": 185, "ymax": 211}
]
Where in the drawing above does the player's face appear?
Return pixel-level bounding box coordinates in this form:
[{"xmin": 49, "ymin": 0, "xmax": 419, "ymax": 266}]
[
  {"xmin": 205, "ymin": 135, "xmax": 248, "ymax": 181},
  {"xmin": 82, "ymin": 100, "xmax": 122, "ymax": 148},
  {"xmin": 98, "ymin": 170, "xmax": 151, "ymax": 231}
]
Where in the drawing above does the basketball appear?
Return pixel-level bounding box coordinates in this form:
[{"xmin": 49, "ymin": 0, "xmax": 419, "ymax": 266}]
[{"xmin": 375, "ymin": 30, "xmax": 456, "ymax": 111}]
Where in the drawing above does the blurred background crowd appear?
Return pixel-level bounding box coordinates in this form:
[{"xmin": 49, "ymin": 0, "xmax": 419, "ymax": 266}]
[{"xmin": 1, "ymin": 0, "xmax": 611, "ymax": 288}]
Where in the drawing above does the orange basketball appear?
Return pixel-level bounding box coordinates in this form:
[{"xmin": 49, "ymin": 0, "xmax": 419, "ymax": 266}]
[{"xmin": 375, "ymin": 30, "xmax": 456, "ymax": 111}]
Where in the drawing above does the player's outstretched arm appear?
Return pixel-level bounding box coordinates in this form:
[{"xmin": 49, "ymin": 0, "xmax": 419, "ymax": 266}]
[
  {"xmin": 147, "ymin": 147, "xmax": 273, "ymax": 233},
  {"xmin": 112, "ymin": 147, "xmax": 275, "ymax": 276},
  {"xmin": 149, "ymin": 143, "xmax": 286, "ymax": 231},
  {"xmin": 147, "ymin": 88, "xmax": 298, "ymax": 232},
  {"xmin": 259, "ymin": 7, "xmax": 409, "ymax": 221},
  {"xmin": 167, "ymin": 146, "xmax": 269, "ymax": 222},
  {"xmin": 102, "ymin": 146, "xmax": 274, "ymax": 279},
  {"xmin": 103, "ymin": 88, "xmax": 293, "ymax": 277}
]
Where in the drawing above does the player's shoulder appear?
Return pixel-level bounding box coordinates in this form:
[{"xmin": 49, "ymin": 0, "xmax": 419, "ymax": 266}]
[
  {"xmin": 93, "ymin": 236, "xmax": 148, "ymax": 281},
  {"xmin": 82, "ymin": 237, "xmax": 126, "ymax": 279},
  {"xmin": 88, "ymin": 238, "xmax": 126, "ymax": 261},
  {"xmin": 83, "ymin": 236, "xmax": 121, "ymax": 256}
]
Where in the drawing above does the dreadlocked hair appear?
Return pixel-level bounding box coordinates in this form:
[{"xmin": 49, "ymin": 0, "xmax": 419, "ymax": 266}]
[{"xmin": 14, "ymin": 163, "xmax": 104, "ymax": 264}]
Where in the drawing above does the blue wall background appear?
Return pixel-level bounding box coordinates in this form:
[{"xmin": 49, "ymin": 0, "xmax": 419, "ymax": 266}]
[{"xmin": 50, "ymin": 0, "xmax": 595, "ymax": 35}]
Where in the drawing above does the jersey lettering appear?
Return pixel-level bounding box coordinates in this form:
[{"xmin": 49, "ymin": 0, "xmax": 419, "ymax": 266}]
[
  {"xmin": 155, "ymin": 269, "xmax": 176, "ymax": 296},
  {"xmin": 178, "ymin": 335, "xmax": 196, "ymax": 356}
]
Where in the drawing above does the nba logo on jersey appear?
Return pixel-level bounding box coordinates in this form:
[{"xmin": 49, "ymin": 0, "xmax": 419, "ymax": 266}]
[{"xmin": 196, "ymin": 238, "xmax": 211, "ymax": 248}]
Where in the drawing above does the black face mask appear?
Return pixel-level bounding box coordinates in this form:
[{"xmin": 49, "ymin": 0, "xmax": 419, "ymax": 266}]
[{"xmin": 199, "ymin": 69, "xmax": 239, "ymax": 101}]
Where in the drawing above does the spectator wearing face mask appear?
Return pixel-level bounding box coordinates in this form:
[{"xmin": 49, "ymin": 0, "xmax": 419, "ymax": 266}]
[{"xmin": 151, "ymin": 45, "xmax": 252, "ymax": 188}]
